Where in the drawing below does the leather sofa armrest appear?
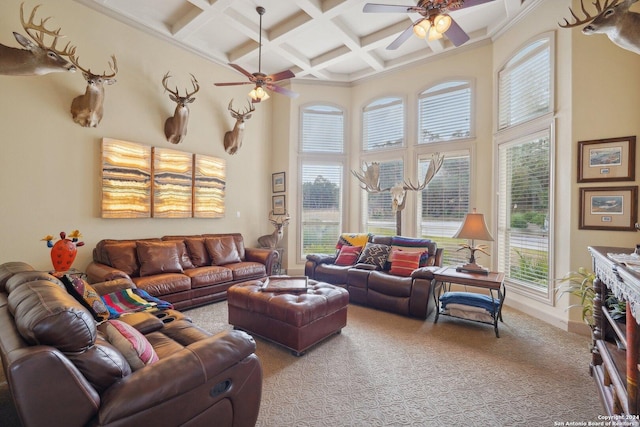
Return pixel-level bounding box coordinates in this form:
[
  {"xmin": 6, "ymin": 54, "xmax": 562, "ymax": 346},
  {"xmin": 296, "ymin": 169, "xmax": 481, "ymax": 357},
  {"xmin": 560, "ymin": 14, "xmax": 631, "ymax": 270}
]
[
  {"xmin": 245, "ymin": 247, "xmax": 278, "ymax": 275},
  {"xmin": 411, "ymin": 266, "xmax": 441, "ymax": 280},
  {"xmin": 91, "ymin": 277, "xmax": 136, "ymax": 296},
  {"xmin": 98, "ymin": 330, "xmax": 259, "ymax": 425},
  {"xmin": 353, "ymin": 263, "xmax": 377, "ymax": 271},
  {"xmin": 86, "ymin": 261, "xmax": 131, "ymax": 284},
  {"xmin": 306, "ymin": 254, "xmax": 336, "ymax": 264}
]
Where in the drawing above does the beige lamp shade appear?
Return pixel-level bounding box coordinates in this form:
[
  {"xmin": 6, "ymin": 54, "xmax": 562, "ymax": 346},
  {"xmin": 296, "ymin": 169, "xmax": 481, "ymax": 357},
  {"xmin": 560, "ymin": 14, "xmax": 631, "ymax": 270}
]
[{"xmin": 453, "ymin": 209, "xmax": 494, "ymax": 242}]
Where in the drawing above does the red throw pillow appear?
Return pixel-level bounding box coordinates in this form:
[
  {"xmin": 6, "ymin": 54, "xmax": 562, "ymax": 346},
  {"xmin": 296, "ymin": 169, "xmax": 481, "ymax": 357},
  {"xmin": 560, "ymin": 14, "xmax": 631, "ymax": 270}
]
[
  {"xmin": 389, "ymin": 249, "xmax": 423, "ymax": 277},
  {"xmin": 335, "ymin": 246, "xmax": 362, "ymax": 266}
]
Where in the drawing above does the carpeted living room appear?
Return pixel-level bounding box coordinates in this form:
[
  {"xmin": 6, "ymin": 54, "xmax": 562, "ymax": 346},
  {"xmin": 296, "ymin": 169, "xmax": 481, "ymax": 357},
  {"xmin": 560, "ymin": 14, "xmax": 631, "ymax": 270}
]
[{"xmin": 1, "ymin": 0, "xmax": 640, "ymax": 426}]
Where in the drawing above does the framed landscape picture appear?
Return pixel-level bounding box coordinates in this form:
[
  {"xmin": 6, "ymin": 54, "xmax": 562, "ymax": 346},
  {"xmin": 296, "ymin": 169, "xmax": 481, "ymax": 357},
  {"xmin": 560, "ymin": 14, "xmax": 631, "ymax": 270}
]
[
  {"xmin": 579, "ymin": 186, "xmax": 638, "ymax": 231},
  {"xmin": 272, "ymin": 195, "xmax": 286, "ymax": 215},
  {"xmin": 272, "ymin": 172, "xmax": 286, "ymax": 193},
  {"xmin": 578, "ymin": 136, "xmax": 636, "ymax": 182}
]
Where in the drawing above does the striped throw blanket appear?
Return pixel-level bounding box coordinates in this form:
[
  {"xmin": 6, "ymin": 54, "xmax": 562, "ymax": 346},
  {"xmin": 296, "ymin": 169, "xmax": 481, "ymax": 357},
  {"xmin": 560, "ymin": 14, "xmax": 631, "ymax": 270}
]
[{"xmin": 101, "ymin": 289, "xmax": 157, "ymax": 318}]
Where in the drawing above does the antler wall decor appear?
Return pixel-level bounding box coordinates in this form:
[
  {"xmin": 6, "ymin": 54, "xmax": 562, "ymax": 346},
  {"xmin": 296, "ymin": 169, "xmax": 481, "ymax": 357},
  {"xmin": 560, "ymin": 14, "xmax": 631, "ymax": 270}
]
[
  {"xmin": 69, "ymin": 54, "xmax": 118, "ymax": 127},
  {"xmin": 559, "ymin": 0, "xmax": 640, "ymax": 55},
  {"xmin": 162, "ymin": 72, "xmax": 199, "ymax": 144},
  {"xmin": 0, "ymin": 3, "xmax": 76, "ymax": 76},
  {"xmin": 352, "ymin": 152, "xmax": 444, "ymax": 235},
  {"xmin": 224, "ymin": 99, "xmax": 254, "ymax": 155}
]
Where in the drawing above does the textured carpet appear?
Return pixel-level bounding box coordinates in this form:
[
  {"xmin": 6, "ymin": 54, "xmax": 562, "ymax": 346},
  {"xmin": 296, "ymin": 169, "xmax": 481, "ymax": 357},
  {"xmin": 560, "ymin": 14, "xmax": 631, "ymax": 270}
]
[{"xmin": 0, "ymin": 302, "xmax": 602, "ymax": 426}]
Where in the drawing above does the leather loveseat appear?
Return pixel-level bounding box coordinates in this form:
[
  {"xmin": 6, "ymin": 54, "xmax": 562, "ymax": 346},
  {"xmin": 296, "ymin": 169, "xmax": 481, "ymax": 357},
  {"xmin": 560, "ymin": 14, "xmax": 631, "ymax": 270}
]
[
  {"xmin": 305, "ymin": 235, "xmax": 443, "ymax": 319},
  {"xmin": 86, "ymin": 233, "xmax": 277, "ymax": 311},
  {"xmin": 0, "ymin": 261, "xmax": 262, "ymax": 427}
]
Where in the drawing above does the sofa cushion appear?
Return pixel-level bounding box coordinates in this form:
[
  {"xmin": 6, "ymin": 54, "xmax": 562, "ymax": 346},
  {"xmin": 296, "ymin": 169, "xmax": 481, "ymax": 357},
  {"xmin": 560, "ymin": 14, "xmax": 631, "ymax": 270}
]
[
  {"xmin": 100, "ymin": 319, "xmax": 159, "ymax": 371},
  {"xmin": 389, "ymin": 249, "xmax": 422, "ymax": 277},
  {"xmin": 132, "ymin": 273, "xmax": 191, "ymax": 297},
  {"xmin": 66, "ymin": 336, "xmax": 131, "ymax": 393},
  {"xmin": 390, "ymin": 236, "xmax": 435, "ymax": 267},
  {"xmin": 5, "ymin": 271, "xmax": 63, "ymax": 294},
  {"xmin": 335, "ymin": 245, "xmax": 362, "ymax": 266},
  {"xmin": 205, "ymin": 236, "xmax": 241, "ymax": 265},
  {"xmin": 183, "ymin": 266, "xmax": 233, "ymax": 288},
  {"xmin": 136, "ymin": 241, "xmax": 184, "ymax": 277},
  {"xmin": 226, "ymin": 262, "xmax": 267, "ymax": 281},
  {"xmin": 185, "ymin": 238, "xmax": 211, "ymax": 267},
  {"xmin": 357, "ymin": 242, "xmax": 391, "ymax": 270},
  {"xmin": 336, "ymin": 233, "xmax": 371, "ymax": 250},
  {"xmin": 175, "ymin": 241, "xmax": 196, "ymax": 270},
  {"xmin": 104, "ymin": 241, "xmax": 140, "ymax": 277}
]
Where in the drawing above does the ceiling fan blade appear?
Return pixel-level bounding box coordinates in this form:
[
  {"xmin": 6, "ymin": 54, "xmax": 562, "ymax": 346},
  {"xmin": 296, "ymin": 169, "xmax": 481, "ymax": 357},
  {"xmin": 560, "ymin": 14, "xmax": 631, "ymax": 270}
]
[
  {"xmin": 267, "ymin": 69, "xmax": 295, "ymax": 82},
  {"xmin": 444, "ymin": 18, "xmax": 470, "ymax": 47},
  {"xmin": 456, "ymin": 0, "xmax": 495, "ymax": 10},
  {"xmin": 266, "ymin": 83, "xmax": 299, "ymax": 98},
  {"xmin": 213, "ymin": 81, "xmax": 254, "ymax": 86},
  {"xmin": 363, "ymin": 3, "xmax": 421, "ymax": 13},
  {"xmin": 228, "ymin": 63, "xmax": 255, "ymax": 80},
  {"xmin": 387, "ymin": 22, "xmax": 416, "ymax": 50}
]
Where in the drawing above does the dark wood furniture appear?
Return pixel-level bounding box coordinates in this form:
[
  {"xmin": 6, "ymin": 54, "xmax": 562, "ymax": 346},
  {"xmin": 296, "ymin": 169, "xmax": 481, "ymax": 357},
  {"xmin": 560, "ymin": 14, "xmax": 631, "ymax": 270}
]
[
  {"xmin": 589, "ymin": 246, "xmax": 640, "ymax": 417},
  {"xmin": 433, "ymin": 267, "xmax": 505, "ymax": 337}
]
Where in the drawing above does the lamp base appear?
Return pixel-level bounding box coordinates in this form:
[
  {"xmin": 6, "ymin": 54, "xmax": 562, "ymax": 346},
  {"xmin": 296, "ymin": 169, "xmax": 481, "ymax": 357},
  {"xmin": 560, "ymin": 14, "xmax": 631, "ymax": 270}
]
[{"xmin": 456, "ymin": 262, "xmax": 489, "ymax": 275}]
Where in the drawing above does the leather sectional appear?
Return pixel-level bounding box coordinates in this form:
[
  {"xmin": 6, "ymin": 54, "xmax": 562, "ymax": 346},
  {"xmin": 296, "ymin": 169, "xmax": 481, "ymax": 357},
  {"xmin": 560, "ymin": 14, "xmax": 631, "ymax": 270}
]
[
  {"xmin": 305, "ymin": 235, "xmax": 443, "ymax": 319},
  {"xmin": 0, "ymin": 261, "xmax": 262, "ymax": 427},
  {"xmin": 86, "ymin": 233, "xmax": 278, "ymax": 311}
]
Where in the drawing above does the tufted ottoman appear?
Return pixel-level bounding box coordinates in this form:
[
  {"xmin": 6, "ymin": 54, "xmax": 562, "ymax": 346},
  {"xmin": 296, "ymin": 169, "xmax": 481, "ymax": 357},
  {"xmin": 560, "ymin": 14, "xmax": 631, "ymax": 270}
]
[{"xmin": 227, "ymin": 279, "xmax": 349, "ymax": 356}]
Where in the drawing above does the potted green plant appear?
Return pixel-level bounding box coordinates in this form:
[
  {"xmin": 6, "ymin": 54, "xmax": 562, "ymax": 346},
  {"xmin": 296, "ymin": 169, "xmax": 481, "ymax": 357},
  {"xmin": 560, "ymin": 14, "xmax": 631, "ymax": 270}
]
[{"xmin": 556, "ymin": 267, "xmax": 596, "ymax": 331}]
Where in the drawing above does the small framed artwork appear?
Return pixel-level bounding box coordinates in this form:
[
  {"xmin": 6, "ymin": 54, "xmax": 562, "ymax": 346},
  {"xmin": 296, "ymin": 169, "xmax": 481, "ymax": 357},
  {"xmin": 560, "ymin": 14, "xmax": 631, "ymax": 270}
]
[
  {"xmin": 272, "ymin": 172, "xmax": 286, "ymax": 193},
  {"xmin": 578, "ymin": 136, "xmax": 636, "ymax": 182},
  {"xmin": 272, "ymin": 195, "xmax": 286, "ymax": 215},
  {"xmin": 579, "ymin": 186, "xmax": 638, "ymax": 231}
]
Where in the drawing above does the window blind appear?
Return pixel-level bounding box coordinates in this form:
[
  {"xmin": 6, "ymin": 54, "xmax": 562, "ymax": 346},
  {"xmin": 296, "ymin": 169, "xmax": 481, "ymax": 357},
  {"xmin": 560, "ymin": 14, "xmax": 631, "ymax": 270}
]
[
  {"xmin": 362, "ymin": 159, "xmax": 404, "ymax": 235},
  {"xmin": 301, "ymin": 105, "xmax": 344, "ymax": 153},
  {"xmin": 418, "ymin": 81, "xmax": 471, "ymax": 143},
  {"xmin": 363, "ymin": 97, "xmax": 404, "ymax": 151},
  {"xmin": 418, "ymin": 152, "xmax": 471, "ymax": 265}
]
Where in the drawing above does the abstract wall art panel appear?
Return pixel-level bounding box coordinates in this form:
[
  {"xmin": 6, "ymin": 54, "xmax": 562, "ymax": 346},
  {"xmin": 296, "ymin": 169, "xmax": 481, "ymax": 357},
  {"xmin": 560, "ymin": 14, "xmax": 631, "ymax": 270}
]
[
  {"xmin": 194, "ymin": 154, "xmax": 226, "ymax": 218},
  {"xmin": 152, "ymin": 147, "xmax": 193, "ymax": 218},
  {"xmin": 101, "ymin": 138, "xmax": 152, "ymax": 218}
]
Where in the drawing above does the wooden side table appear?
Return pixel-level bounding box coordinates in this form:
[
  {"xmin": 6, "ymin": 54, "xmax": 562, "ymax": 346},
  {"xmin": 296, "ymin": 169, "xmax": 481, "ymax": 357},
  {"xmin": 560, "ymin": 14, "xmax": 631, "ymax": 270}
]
[{"xmin": 433, "ymin": 267, "xmax": 506, "ymax": 337}]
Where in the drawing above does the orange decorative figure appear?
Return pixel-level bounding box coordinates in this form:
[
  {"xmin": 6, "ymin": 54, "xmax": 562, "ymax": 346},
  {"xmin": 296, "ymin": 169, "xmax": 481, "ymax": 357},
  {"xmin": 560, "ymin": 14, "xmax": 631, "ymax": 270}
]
[{"xmin": 42, "ymin": 230, "xmax": 84, "ymax": 272}]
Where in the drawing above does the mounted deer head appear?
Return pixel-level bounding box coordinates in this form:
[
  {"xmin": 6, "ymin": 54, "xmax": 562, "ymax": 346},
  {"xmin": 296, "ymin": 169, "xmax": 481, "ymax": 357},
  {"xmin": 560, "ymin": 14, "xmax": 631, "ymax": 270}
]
[
  {"xmin": 258, "ymin": 211, "xmax": 291, "ymax": 249},
  {"xmin": 0, "ymin": 3, "xmax": 76, "ymax": 76},
  {"xmin": 69, "ymin": 54, "xmax": 117, "ymax": 127},
  {"xmin": 559, "ymin": 0, "xmax": 640, "ymax": 55},
  {"xmin": 162, "ymin": 72, "xmax": 199, "ymax": 144},
  {"xmin": 224, "ymin": 99, "xmax": 255, "ymax": 155}
]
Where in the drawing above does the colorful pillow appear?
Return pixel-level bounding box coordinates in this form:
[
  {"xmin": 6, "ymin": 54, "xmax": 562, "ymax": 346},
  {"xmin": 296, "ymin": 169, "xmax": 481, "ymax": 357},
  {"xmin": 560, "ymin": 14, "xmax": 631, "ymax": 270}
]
[
  {"xmin": 136, "ymin": 241, "xmax": 184, "ymax": 277},
  {"xmin": 356, "ymin": 243, "xmax": 391, "ymax": 270},
  {"xmin": 336, "ymin": 233, "xmax": 371, "ymax": 250},
  {"xmin": 390, "ymin": 236, "xmax": 434, "ymax": 267},
  {"xmin": 389, "ymin": 249, "xmax": 422, "ymax": 277},
  {"xmin": 100, "ymin": 319, "xmax": 159, "ymax": 371},
  {"xmin": 59, "ymin": 274, "xmax": 110, "ymax": 322},
  {"xmin": 335, "ymin": 246, "xmax": 362, "ymax": 266}
]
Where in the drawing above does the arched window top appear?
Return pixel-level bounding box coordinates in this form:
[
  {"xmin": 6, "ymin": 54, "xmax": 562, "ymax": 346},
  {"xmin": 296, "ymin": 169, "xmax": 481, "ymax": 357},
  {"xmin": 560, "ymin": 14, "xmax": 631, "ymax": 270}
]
[
  {"xmin": 300, "ymin": 103, "xmax": 345, "ymax": 153},
  {"xmin": 362, "ymin": 96, "xmax": 404, "ymax": 151},
  {"xmin": 418, "ymin": 79, "xmax": 472, "ymax": 144}
]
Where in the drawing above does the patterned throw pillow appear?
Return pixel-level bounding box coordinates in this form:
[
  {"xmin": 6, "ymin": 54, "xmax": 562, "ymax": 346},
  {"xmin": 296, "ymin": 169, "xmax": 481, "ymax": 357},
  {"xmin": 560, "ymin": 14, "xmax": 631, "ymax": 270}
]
[
  {"xmin": 58, "ymin": 274, "xmax": 110, "ymax": 322},
  {"xmin": 336, "ymin": 233, "xmax": 371, "ymax": 250},
  {"xmin": 356, "ymin": 243, "xmax": 391, "ymax": 270},
  {"xmin": 335, "ymin": 246, "xmax": 362, "ymax": 266},
  {"xmin": 100, "ymin": 319, "xmax": 159, "ymax": 371},
  {"xmin": 389, "ymin": 249, "xmax": 422, "ymax": 277},
  {"xmin": 390, "ymin": 236, "xmax": 433, "ymax": 267}
]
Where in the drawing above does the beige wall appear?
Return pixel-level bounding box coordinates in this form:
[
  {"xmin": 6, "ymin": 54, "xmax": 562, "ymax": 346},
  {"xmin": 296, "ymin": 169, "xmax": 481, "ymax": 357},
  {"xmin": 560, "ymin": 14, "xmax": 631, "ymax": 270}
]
[{"xmin": 0, "ymin": 0, "xmax": 274, "ymax": 271}]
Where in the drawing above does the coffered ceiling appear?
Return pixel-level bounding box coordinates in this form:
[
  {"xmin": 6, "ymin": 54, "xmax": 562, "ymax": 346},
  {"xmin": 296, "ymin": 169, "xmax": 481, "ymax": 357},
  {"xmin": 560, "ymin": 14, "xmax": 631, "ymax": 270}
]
[{"xmin": 74, "ymin": 0, "xmax": 535, "ymax": 83}]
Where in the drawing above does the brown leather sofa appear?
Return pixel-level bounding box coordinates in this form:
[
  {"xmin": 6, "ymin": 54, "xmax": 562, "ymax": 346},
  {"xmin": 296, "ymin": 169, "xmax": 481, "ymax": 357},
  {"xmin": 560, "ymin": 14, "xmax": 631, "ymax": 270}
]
[
  {"xmin": 86, "ymin": 233, "xmax": 277, "ymax": 311},
  {"xmin": 0, "ymin": 261, "xmax": 262, "ymax": 427},
  {"xmin": 305, "ymin": 235, "xmax": 443, "ymax": 319}
]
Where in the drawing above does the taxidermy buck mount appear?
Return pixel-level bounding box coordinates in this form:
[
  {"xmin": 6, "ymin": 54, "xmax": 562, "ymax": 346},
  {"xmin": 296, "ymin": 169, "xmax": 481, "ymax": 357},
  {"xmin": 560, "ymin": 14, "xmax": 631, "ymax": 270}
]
[
  {"xmin": 69, "ymin": 54, "xmax": 118, "ymax": 127},
  {"xmin": 258, "ymin": 211, "xmax": 291, "ymax": 249},
  {"xmin": 352, "ymin": 152, "xmax": 444, "ymax": 235},
  {"xmin": 0, "ymin": 3, "xmax": 76, "ymax": 76},
  {"xmin": 224, "ymin": 99, "xmax": 254, "ymax": 155},
  {"xmin": 559, "ymin": 0, "xmax": 640, "ymax": 55},
  {"xmin": 162, "ymin": 72, "xmax": 200, "ymax": 144}
]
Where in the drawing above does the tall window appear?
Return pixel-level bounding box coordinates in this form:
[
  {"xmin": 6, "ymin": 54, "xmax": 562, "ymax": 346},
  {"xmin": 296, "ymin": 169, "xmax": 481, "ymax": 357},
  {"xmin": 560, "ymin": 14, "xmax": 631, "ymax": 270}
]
[
  {"xmin": 418, "ymin": 152, "xmax": 470, "ymax": 265},
  {"xmin": 361, "ymin": 159, "xmax": 404, "ymax": 235},
  {"xmin": 496, "ymin": 34, "xmax": 554, "ymax": 298},
  {"xmin": 363, "ymin": 97, "xmax": 404, "ymax": 150},
  {"xmin": 418, "ymin": 80, "xmax": 472, "ymax": 143},
  {"xmin": 300, "ymin": 104, "xmax": 345, "ymax": 258}
]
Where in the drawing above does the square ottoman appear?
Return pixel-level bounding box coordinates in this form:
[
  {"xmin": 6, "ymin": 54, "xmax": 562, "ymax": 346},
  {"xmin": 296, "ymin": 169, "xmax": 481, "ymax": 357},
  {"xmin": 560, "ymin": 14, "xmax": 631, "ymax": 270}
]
[{"xmin": 227, "ymin": 279, "xmax": 349, "ymax": 356}]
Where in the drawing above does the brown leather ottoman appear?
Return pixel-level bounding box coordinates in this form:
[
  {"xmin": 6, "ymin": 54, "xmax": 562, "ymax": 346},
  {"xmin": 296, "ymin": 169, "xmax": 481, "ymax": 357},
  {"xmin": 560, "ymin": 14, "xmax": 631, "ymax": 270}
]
[{"xmin": 227, "ymin": 279, "xmax": 349, "ymax": 356}]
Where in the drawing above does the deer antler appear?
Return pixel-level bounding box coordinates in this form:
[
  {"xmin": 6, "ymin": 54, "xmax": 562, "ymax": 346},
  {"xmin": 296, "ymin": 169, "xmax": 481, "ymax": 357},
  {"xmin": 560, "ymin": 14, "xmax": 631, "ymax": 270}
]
[
  {"xmin": 162, "ymin": 72, "xmax": 180, "ymax": 98},
  {"xmin": 228, "ymin": 99, "xmax": 255, "ymax": 118},
  {"xmin": 185, "ymin": 73, "xmax": 200, "ymax": 99},
  {"xmin": 559, "ymin": 0, "xmax": 620, "ymax": 28},
  {"xmin": 162, "ymin": 72, "xmax": 199, "ymax": 99},
  {"xmin": 69, "ymin": 53, "xmax": 118, "ymax": 78},
  {"xmin": 403, "ymin": 152, "xmax": 445, "ymax": 191},
  {"xmin": 20, "ymin": 3, "xmax": 74, "ymax": 56}
]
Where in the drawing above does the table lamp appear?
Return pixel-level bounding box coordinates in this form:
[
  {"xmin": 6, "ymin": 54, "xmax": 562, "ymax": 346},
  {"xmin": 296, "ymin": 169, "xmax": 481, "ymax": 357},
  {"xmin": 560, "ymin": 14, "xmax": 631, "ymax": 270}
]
[{"xmin": 453, "ymin": 208, "xmax": 494, "ymax": 274}]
